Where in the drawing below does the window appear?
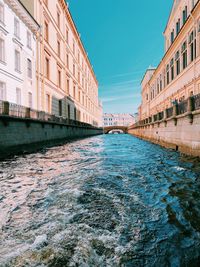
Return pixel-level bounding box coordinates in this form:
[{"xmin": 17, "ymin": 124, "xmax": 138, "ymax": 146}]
[
  {"xmin": 15, "ymin": 50, "xmax": 20, "ymax": 72},
  {"xmin": 176, "ymin": 19, "xmax": 180, "ymax": 35},
  {"xmin": 182, "ymin": 41, "xmax": 187, "ymax": 69},
  {"xmin": 78, "ymin": 90, "xmax": 81, "ymax": 102},
  {"xmin": 14, "ymin": 18, "xmax": 20, "ymax": 38},
  {"xmin": 16, "ymin": 88, "xmax": 21, "ymax": 105},
  {"xmin": 57, "ymin": 40, "xmax": 60, "ymax": 56},
  {"xmin": 182, "ymin": 6, "xmax": 187, "ymax": 25},
  {"xmin": 0, "ymin": 81, "xmax": 6, "ymax": 100},
  {"xmin": 74, "ymin": 107, "xmax": 76, "ymax": 120},
  {"xmin": 46, "ymin": 94, "xmax": 50, "ymax": 113},
  {"xmin": 59, "ymin": 100, "xmax": 62, "ymax": 116},
  {"xmin": 175, "ymin": 51, "xmax": 180, "ymax": 75},
  {"xmin": 171, "ymin": 30, "xmax": 174, "ymax": 44},
  {"xmin": 0, "ymin": 38, "xmax": 5, "ymax": 62},
  {"xmin": 28, "ymin": 92, "xmax": 32, "ymax": 108},
  {"xmin": 57, "ymin": 69, "xmax": 61, "ymax": 87},
  {"xmin": 66, "ymin": 78, "xmax": 69, "ymax": 94},
  {"xmin": 27, "ymin": 59, "xmax": 32, "ymax": 78},
  {"xmin": 78, "ymin": 71, "xmax": 80, "ymax": 83},
  {"xmin": 68, "ymin": 104, "xmax": 70, "ymax": 119},
  {"xmin": 66, "ymin": 28, "xmax": 69, "ymax": 43},
  {"xmin": 0, "ymin": 3, "xmax": 4, "ymax": 24},
  {"xmin": 73, "ymin": 85, "xmax": 76, "ymax": 98},
  {"xmin": 44, "ymin": 20, "xmax": 48, "ymax": 42},
  {"xmin": 160, "ymin": 74, "xmax": 162, "ymax": 91},
  {"xmin": 66, "ymin": 53, "xmax": 69, "ymax": 68},
  {"xmin": 57, "ymin": 10, "xmax": 60, "ymax": 28},
  {"xmin": 27, "ymin": 31, "xmax": 31, "ymax": 49},
  {"xmin": 73, "ymin": 40, "xmax": 75, "ymax": 55},
  {"xmin": 189, "ymin": 31, "xmax": 196, "ymax": 62},
  {"xmin": 45, "ymin": 57, "xmax": 50, "ymax": 78},
  {"xmin": 73, "ymin": 64, "xmax": 75, "ymax": 76},
  {"xmin": 170, "ymin": 58, "xmax": 174, "ymax": 81},
  {"xmin": 166, "ymin": 65, "xmax": 170, "ymax": 85}
]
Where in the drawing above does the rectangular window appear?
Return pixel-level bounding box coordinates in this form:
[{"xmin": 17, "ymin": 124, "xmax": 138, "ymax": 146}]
[
  {"xmin": 0, "ymin": 81, "xmax": 6, "ymax": 100},
  {"xmin": 176, "ymin": 19, "xmax": 180, "ymax": 35},
  {"xmin": 182, "ymin": 42, "xmax": 187, "ymax": 69},
  {"xmin": 66, "ymin": 79, "xmax": 69, "ymax": 94},
  {"xmin": 44, "ymin": 21, "xmax": 48, "ymax": 42},
  {"xmin": 73, "ymin": 85, "xmax": 76, "ymax": 99},
  {"xmin": 57, "ymin": 40, "xmax": 60, "ymax": 56},
  {"xmin": 66, "ymin": 28, "xmax": 69, "ymax": 43},
  {"xmin": 170, "ymin": 58, "xmax": 174, "ymax": 81},
  {"xmin": 28, "ymin": 92, "xmax": 32, "ymax": 108},
  {"xmin": 27, "ymin": 59, "xmax": 32, "ymax": 78},
  {"xmin": 58, "ymin": 69, "xmax": 61, "ymax": 87},
  {"xmin": 46, "ymin": 94, "xmax": 50, "ymax": 113},
  {"xmin": 73, "ymin": 40, "xmax": 75, "ymax": 55},
  {"xmin": 59, "ymin": 100, "xmax": 62, "ymax": 116},
  {"xmin": 14, "ymin": 18, "xmax": 20, "ymax": 38},
  {"xmin": 171, "ymin": 30, "xmax": 174, "ymax": 44},
  {"xmin": 175, "ymin": 51, "xmax": 180, "ymax": 76},
  {"xmin": 0, "ymin": 3, "xmax": 4, "ymax": 24},
  {"xmin": 68, "ymin": 104, "xmax": 70, "ymax": 119},
  {"xmin": 27, "ymin": 31, "xmax": 31, "ymax": 49},
  {"xmin": 73, "ymin": 64, "xmax": 75, "ymax": 76},
  {"xmin": 166, "ymin": 65, "xmax": 170, "ymax": 85},
  {"xmin": 57, "ymin": 11, "xmax": 60, "ymax": 28},
  {"xmin": 15, "ymin": 50, "xmax": 20, "ymax": 72},
  {"xmin": 0, "ymin": 38, "xmax": 5, "ymax": 62},
  {"xmin": 182, "ymin": 6, "xmax": 187, "ymax": 25},
  {"xmin": 16, "ymin": 88, "xmax": 21, "ymax": 105},
  {"xmin": 66, "ymin": 53, "xmax": 69, "ymax": 68},
  {"xmin": 45, "ymin": 57, "xmax": 49, "ymax": 78}
]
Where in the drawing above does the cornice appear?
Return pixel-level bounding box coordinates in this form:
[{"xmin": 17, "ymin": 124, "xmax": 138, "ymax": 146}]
[{"xmin": 58, "ymin": 0, "xmax": 98, "ymax": 86}]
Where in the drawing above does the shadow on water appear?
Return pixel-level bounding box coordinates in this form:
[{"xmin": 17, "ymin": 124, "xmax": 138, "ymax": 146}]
[{"xmin": 0, "ymin": 134, "xmax": 200, "ymax": 266}]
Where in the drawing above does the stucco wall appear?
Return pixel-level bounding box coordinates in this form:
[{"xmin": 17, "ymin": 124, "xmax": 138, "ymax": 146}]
[
  {"xmin": 128, "ymin": 112, "xmax": 200, "ymax": 157},
  {"xmin": 0, "ymin": 116, "xmax": 103, "ymax": 158}
]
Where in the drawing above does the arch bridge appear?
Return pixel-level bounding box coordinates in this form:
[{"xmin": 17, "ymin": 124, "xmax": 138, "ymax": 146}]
[{"xmin": 103, "ymin": 126, "xmax": 128, "ymax": 134}]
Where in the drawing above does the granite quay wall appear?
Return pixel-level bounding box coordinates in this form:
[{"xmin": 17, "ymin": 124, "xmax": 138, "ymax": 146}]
[
  {"xmin": 128, "ymin": 94, "xmax": 200, "ymax": 157},
  {"xmin": 0, "ymin": 101, "xmax": 103, "ymax": 158}
]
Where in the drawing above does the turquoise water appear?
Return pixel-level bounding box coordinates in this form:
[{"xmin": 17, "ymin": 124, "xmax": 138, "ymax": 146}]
[{"xmin": 0, "ymin": 134, "xmax": 200, "ymax": 266}]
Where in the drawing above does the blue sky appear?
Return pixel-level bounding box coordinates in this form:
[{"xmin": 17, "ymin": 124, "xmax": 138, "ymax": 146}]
[{"xmin": 67, "ymin": 0, "xmax": 173, "ymax": 113}]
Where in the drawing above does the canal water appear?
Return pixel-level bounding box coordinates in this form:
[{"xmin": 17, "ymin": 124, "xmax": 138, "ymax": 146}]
[{"xmin": 0, "ymin": 134, "xmax": 200, "ymax": 267}]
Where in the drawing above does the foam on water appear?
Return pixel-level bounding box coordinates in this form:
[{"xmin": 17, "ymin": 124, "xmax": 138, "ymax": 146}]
[{"xmin": 0, "ymin": 135, "xmax": 200, "ymax": 266}]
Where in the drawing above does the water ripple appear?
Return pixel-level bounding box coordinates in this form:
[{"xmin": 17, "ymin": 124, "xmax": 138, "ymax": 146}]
[{"xmin": 0, "ymin": 135, "xmax": 200, "ymax": 266}]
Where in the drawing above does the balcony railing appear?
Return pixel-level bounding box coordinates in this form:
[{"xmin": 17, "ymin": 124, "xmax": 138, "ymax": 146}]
[
  {"xmin": 193, "ymin": 94, "xmax": 200, "ymax": 111},
  {"xmin": 0, "ymin": 100, "xmax": 98, "ymax": 128},
  {"xmin": 166, "ymin": 107, "xmax": 173, "ymax": 118},
  {"xmin": 177, "ymin": 100, "xmax": 188, "ymax": 115}
]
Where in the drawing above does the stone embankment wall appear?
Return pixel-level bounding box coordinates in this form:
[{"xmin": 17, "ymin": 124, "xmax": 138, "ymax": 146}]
[
  {"xmin": 0, "ymin": 116, "xmax": 102, "ymax": 158},
  {"xmin": 128, "ymin": 111, "xmax": 200, "ymax": 157}
]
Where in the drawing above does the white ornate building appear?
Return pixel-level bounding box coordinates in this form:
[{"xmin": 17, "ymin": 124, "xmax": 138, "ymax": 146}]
[
  {"xmin": 103, "ymin": 113, "xmax": 136, "ymax": 127},
  {"xmin": 0, "ymin": 0, "xmax": 39, "ymax": 109}
]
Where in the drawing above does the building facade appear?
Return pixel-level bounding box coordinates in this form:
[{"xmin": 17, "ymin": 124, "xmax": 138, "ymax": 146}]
[
  {"xmin": 139, "ymin": 0, "xmax": 200, "ymax": 121},
  {"xmin": 21, "ymin": 0, "xmax": 102, "ymax": 127},
  {"xmin": 0, "ymin": 0, "xmax": 39, "ymax": 109},
  {"xmin": 103, "ymin": 113, "xmax": 136, "ymax": 127}
]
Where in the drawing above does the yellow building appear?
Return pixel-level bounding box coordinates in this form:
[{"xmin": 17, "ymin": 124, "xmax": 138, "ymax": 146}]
[
  {"xmin": 21, "ymin": 0, "xmax": 102, "ymax": 127},
  {"xmin": 139, "ymin": 0, "xmax": 200, "ymax": 122}
]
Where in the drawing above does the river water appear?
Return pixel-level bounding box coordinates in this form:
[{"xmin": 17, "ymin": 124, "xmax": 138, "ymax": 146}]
[{"xmin": 0, "ymin": 134, "xmax": 200, "ymax": 267}]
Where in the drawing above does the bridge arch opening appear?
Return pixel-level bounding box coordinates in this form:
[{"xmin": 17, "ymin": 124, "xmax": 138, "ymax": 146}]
[{"xmin": 108, "ymin": 129, "xmax": 124, "ymax": 134}]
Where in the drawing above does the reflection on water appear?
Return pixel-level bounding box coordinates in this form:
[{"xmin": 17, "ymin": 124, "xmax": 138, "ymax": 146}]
[{"xmin": 0, "ymin": 135, "xmax": 200, "ymax": 266}]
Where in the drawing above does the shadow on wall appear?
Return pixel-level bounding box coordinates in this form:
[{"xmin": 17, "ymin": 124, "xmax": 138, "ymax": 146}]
[{"xmin": 51, "ymin": 95, "xmax": 80, "ymax": 121}]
